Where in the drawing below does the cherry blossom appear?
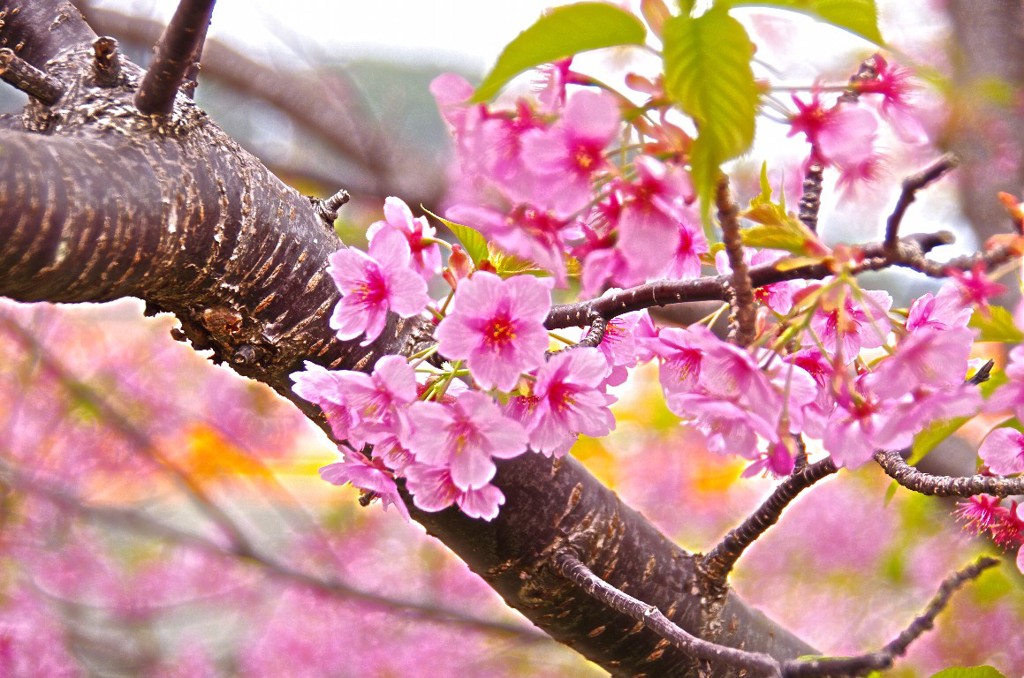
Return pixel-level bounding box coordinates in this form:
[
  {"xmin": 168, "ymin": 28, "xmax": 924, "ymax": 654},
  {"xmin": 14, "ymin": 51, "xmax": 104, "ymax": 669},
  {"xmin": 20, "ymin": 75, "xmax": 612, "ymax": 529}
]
[
  {"xmin": 435, "ymin": 272, "xmax": 551, "ymax": 391},
  {"xmin": 615, "ymin": 156, "xmax": 700, "ymax": 281},
  {"xmin": 328, "ymin": 228, "xmax": 431, "ymax": 345},
  {"xmin": 519, "ymin": 89, "xmax": 620, "ymax": 217},
  {"xmin": 320, "ymin": 447, "xmax": 409, "ymax": 521},
  {"xmin": 403, "ymin": 463, "xmax": 506, "ymax": 521},
  {"xmin": 366, "ymin": 197, "xmax": 442, "ymax": 281},
  {"xmin": 290, "ymin": 361, "xmax": 352, "ymax": 440},
  {"xmin": 520, "ymin": 348, "xmax": 616, "ymax": 457},
  {"xmin": 809, "ymin": 287, "xmax": 893, "ymax": 360},
  {"xmin": 403, "ymin": 391, "xmax": 528, "ymax": 490},
  {"xmin": 979, "ymin": 428, "xmax": 1024, "ymax": 475}
]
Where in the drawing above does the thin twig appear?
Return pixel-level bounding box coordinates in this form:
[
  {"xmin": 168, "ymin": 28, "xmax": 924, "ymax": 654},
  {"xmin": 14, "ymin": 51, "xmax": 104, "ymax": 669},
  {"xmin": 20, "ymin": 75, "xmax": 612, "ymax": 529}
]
[
  {"xmin": 701, "ymin": 457, "xmax": 838, "ymax": 587},
  {"xmin": 313, "ymin": 188, "xmax": 351, "ymax": 226},
  {"xmin": 884, "ymin": 154, "xmax": 959, "ymax": 254},
  {"xmin": 718, "ymin": 176, "xmax": 757, "ymax": 347},
  {"xmin": 544, "ymin": 232, "xmax": 955, "ymax": 330},
  {"xmin": 798, "ymin": 162, "xmax": 825, "ymax": 233},
  {"xmin": 0, "ymin": 48, "xmax": 64, "ymax": 104},
  {"xmin": 552, "ymin": 551, "xmax": 784, "ymax": 677},
  {"xmin": 874, "ymin": 449, "xmax": 1024, "ymax": 497},
  {"xmin": 134, "ymin": 0, "xmax": 216, "ymax": 116},
  {"xmin": 781, "ymin": 557, "xmax": 999, "ymax": 677},
  {"xmin": 0, "ymin": 460, "xmax": 548, "ymax": 643},
  {"xmin": 578, "ymin": 315, "xmax": 608, "ymax": 348}
]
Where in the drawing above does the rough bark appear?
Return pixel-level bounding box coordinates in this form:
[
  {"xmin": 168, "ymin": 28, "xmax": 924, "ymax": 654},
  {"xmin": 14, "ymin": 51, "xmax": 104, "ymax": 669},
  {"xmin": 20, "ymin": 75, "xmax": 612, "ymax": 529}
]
[{"xmin": 0, "ymin": 2, "xmax": 817, "ymax": 675}]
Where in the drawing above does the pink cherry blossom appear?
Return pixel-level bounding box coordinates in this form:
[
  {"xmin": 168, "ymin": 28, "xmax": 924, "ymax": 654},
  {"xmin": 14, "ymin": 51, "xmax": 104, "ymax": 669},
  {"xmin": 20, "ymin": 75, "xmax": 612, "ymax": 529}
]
[
  {"xmin": 320, "ymin": 447, "xmax": 409, "ymax": 521},
  {"xmin": 651, "ymin": 328, "xmax": 785, "ymax": 459},
  {"xmin": 864, "ymin": 326, "xmax": 975, "ymax": 400},
  {"xmin": 290, "ymin": 361, "xmax": 352, "ymax": 439},
  {"xmin": 333, "ymin": 355, "xmax": 417, "ymax": 446},
  {"xmin": 906, "ymin": 282, "xmax": 972, "ymax": 332},
  {"xmin": 788, "ymin": 93, "xmax": 879, "ymax": 173},
  {"xmin": 644, "ymin": 325, "xmax": 708, "ymax": 394},
  {"xmin": 742, "ymin": 440, "xmax": 796, "ymax": 478},
  {"xmin": 403, "ymin": 463, "xmax": 506, "ymax": 521},
  {"xmin": 948, "ymin": 262, "xmax": 1007, "ymax": 314},
  {"xmin": 403, "ymin": 391, "xmax": 528, "ymax": 490},
  {"xmin": 435, "ymin": 272, "xmax": 551, "ymax": 391},
  {"xmin": 854, "ymin": 55, "xmax": 928, "ymax": 144},
  {"xmin": 617, "ymin": 156, "xmax": 698, "ymax": 281},
  {"xmin": 328, "ymin": 228, "xmax": 431, "ymax": 345},
  {"xmin": 979, "ymin": 428, "xmax": 1024, "ymax": 475},
  {"xmin": 519, "ymin": 89, "xmax": 620, "ymax": 217},
  {"xmin": 583, "ymin": 308, "xmax": 645, "ymax": 386},
  {"xmin": 809, "ymin": 287, "xmax": 892, "ymax": 360},
  {"xmin": 955, "ymin": 494, "xmax": 1002, "ymax": 534},
  {"xmin": 522, "ymin": 348, "xmax": 616, "ymax": 457},
  {"xmin": 366, "ymin": 197, "xmax": 442, "ymax": 281}
]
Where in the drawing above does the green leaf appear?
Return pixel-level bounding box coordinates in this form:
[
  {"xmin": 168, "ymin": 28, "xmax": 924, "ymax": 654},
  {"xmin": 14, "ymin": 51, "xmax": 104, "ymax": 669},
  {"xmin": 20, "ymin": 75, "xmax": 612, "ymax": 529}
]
[
  {"xmin": 422, "ymin": 208, "xmax": 489, "ymax": 267},
  {"xmin": 883, "ymin": 480, "xmax": 898, "ymax": 506},
  {"xmin": 728, "ymin": 0, "xmax": 884, "ymax": 44},
  {"xmin": 929, "ymin": 667, "xmax": 1007, "ymax": 678},
  {"xmin": 663, "ymin": 7, "xmax": 759, "ymax": 223},
  {"xmin": 487, "ymin": 246, "xmax": 552, "ymax": 279},
  {"xmin": 472, "ymin": 3, "xmax": 646, "ymax": 102},
  {"xmin": 969, "ymin": 306, "xmax": 1024, "ymax": 343},
  {"xmin": 909, "ymin": 417, "xmax": 971, "ymax": 465}
]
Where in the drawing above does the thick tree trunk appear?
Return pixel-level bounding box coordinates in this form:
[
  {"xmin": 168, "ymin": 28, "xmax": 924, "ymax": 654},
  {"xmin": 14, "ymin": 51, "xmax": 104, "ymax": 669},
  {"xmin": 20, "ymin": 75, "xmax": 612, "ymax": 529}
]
[{"xmin": 0, "ymin": 2, "xmax": 815, "ymax": 674}]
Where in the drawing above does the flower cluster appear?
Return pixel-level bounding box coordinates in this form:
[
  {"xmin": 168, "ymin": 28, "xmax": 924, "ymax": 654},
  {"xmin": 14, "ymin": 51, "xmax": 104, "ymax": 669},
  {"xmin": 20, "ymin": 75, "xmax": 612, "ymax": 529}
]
[
  {"xmin": 433, "ymin": 72, "xmax": 707, "ymax": 294},
  {"xmin": 296, "ymin": 45, "xmax": 1020, "ymax": 534},
  {"xmin": 294, "ymin": 209, "xmax": 620, "ymax": 520}
]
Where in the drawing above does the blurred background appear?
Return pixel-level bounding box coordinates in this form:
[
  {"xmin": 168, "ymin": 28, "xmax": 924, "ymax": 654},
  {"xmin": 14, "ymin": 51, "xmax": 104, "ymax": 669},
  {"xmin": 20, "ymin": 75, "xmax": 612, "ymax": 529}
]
[{"xmin": 2, "ymin": 1, "xmax": 1024, "ymax": 675}]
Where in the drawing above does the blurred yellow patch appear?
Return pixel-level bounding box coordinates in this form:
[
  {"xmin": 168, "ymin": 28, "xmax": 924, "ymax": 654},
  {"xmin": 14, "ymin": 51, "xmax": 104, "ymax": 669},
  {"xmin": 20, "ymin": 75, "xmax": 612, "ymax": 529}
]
[{"xmin": 179, "ymin": 423, "xmax": 275, "ymax": 484}]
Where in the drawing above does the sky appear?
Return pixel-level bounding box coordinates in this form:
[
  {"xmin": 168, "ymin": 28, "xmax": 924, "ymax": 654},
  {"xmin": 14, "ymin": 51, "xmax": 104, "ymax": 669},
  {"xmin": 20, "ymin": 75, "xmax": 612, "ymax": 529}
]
[
  {"xmin": 87, "ymin": 0, "xmax": 972, "ymax": 264},
  {"xmin": 91, "ymin": 0, "xmax": 570, "ymax": 73}
]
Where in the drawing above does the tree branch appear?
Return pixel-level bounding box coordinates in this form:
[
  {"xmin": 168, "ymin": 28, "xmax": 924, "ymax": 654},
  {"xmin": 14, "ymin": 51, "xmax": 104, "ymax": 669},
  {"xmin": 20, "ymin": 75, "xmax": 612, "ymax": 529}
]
[
  {"xmin": 0, "ymin": 47, "xmax": 64, "ymax": 103},
  {"xmin": 544, "ymin": 231, "xmax": 956, "ymax": 330},
  {"xmin": 701, "ymin": 457, "xmax": 839, "ymax": 590},
  {"xmin": 875, "ymin": 448, "xmax": 1024, "ymax": 497},
  {"xmin": 133, "ymin": 0, "xmax": 215, "ymax": 115},
  {"xmin": 553, "ymin": 551, "xmax": 784, "ymax": 677},
  {"xmin": 781, "ymin": 557, "xmax": 999, "ymax": 677},
  {"xmin": 718, "ymin": 175, "xmax": 757, "ymax": 347},
  {"xmin": 885, "ymin": 154, "xmax": 959, "ymax": 254}
]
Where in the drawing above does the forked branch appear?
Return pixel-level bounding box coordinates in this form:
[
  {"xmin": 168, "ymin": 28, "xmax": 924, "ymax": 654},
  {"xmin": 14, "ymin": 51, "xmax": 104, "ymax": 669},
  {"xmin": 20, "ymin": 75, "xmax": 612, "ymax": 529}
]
[{"xmin": 557, "ymin": 550, "xmax": 997, "ymax": 678}]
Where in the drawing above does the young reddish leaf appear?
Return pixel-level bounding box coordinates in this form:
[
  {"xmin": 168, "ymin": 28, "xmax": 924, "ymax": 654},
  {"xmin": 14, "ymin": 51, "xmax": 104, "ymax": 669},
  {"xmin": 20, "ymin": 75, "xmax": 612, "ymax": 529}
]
[
  {"xmin": 728, "ymin": 0, "xmax": 884, "ymax": 45},
  {"xmin": 472, "ymin": 3, "xmax": 646, "ymax": 102}
]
